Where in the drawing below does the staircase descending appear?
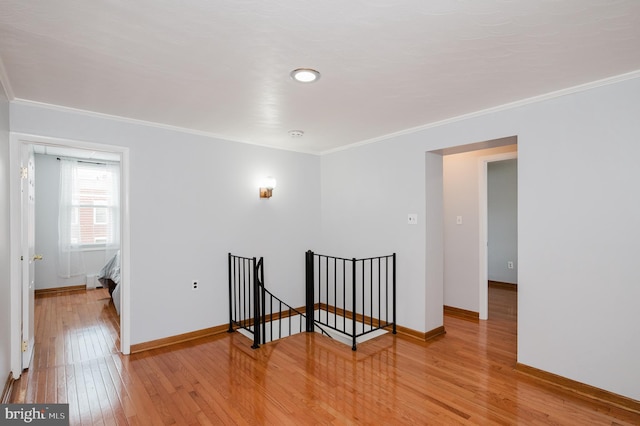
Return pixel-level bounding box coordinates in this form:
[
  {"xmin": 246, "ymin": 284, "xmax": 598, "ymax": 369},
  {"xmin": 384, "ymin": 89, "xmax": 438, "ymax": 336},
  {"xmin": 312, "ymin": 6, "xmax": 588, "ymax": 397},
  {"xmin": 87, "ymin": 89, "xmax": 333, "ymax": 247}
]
[{"xmin": 228, "ymin": 251, "xmax": 396, "ymax": 350}]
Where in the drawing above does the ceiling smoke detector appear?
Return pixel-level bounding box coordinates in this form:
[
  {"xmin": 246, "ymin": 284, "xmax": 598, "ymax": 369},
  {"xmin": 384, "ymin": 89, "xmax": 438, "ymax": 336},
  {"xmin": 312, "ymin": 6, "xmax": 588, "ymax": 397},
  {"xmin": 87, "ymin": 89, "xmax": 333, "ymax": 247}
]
[{"xmin": 288, "ymin": 130, "xmax": 304, "ymax": 138}]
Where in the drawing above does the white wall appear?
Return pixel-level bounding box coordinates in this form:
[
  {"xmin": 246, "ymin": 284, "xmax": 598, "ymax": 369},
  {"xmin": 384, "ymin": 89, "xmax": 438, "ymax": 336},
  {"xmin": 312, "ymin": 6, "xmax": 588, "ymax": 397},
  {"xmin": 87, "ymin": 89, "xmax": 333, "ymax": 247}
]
[
  {"xmin": 517, "ymin": 81, "xmax": 640, "ymax": 401},
  {"xmin": 10, "ymin": 102, "xmax": 321, "ymax": 346},
  {"xmin": 34, "ymin": 153, "xmax": 118, "ymax": 289},
  {"xmin": 443, "ymin": 145, "xmax": 517, "ymax": 312},
  {"xmin": 320, "ymin": 76, "xmax": 640, "ymax": 400},
  {"xmin": 0, "ymin": 80, "xmax": 11, "ymax": 380},
  {"xmin": 320, "ymin": 141, "xmax": 431, "ymax": 332},
  {"xmin": 7, "ymin": 76, "xmax": 640, "ymax": 401},
  {"xmin": 488, "ymin": 159, "xmax": 517, "ymax": 284}
]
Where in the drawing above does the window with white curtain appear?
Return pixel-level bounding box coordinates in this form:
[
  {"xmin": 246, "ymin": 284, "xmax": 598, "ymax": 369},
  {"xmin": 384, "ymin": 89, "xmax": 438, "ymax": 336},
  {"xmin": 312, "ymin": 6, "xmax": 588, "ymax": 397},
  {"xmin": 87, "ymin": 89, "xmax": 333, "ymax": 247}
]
[{"xmin": 58, "ymin": 159, "xmax": 120, "ymax": 278}]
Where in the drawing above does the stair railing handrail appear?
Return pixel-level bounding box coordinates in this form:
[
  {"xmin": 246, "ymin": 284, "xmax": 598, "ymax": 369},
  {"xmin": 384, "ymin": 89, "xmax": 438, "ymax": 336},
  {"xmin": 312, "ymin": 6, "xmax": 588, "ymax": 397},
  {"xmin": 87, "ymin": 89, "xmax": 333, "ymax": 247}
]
[
  {"xmin": 253, "ymin": 256, "xmax": 262, "ymax": 348},
  {"xmin": 228, "ymin": 253, "xmax": 262, "ymax": 348},
  {"xmin": 229, "ymin": 252, "xmax": 331, "ymax": 349},
  {"xmin": 257, "ymin": 280, "xmax": 332, "ymax": 344},
  {"xmin": 306, "ymin": 250, "xmax": 397, "ymax": 350}
]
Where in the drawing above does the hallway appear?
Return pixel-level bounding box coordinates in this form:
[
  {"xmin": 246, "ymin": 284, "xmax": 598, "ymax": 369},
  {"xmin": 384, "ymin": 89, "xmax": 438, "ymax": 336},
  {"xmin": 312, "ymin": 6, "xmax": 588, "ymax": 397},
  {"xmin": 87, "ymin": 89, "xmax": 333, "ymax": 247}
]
[{"xmin": 11, "ymin": 285, "xmax": 638, "ymax": 424}]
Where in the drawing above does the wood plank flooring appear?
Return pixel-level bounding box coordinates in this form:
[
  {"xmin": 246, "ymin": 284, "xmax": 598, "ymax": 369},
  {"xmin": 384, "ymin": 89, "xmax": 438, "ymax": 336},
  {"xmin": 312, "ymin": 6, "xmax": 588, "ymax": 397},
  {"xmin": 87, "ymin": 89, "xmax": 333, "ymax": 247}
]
[{"xmin": 11, "ymin": 286, "xmax": 640, "ymax": 425}]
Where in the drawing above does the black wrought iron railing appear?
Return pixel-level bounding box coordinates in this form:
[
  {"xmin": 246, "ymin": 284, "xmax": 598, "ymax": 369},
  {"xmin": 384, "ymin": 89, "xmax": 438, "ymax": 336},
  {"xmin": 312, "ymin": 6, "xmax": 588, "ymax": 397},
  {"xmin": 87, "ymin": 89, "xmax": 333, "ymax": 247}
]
[
  {"xmin": 228, "ymin": 253, "xmax": 330, "ymax": 349},
  {"xmin": 305, "ymin": 250, "xmax": 396, "ymax": 350},
  {"xmin": 228, "ymin": 253, "xmax": 262, "ymax": 348},
  {"xmin": 257, "ymin": 273, "xmax": 331, "ymax": 345}
]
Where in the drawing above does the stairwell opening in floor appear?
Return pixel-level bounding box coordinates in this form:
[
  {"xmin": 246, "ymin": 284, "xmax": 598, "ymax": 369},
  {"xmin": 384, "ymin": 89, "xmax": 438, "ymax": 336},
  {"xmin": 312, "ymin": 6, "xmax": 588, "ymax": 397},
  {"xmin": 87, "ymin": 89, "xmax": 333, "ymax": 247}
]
[{"xmin": 237, "ymin": 309, "xmax": 388, "ymax": 347}]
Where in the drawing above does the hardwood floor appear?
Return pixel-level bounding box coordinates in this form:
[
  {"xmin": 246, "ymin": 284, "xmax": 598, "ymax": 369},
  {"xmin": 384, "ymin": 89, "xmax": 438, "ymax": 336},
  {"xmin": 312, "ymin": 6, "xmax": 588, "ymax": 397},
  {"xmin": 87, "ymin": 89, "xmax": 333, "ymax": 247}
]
[{"xmin": 11, "ymin": 286, "xmax": 640, "ymax": 425}]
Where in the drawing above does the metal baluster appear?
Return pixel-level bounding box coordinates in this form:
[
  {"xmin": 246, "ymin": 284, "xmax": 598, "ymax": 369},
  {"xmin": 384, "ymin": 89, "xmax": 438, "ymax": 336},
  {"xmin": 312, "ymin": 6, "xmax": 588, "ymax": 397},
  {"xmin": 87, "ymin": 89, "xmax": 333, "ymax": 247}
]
[{"xmin": 352, "ymin": 258, "xmax": 357, "ymax": 351}]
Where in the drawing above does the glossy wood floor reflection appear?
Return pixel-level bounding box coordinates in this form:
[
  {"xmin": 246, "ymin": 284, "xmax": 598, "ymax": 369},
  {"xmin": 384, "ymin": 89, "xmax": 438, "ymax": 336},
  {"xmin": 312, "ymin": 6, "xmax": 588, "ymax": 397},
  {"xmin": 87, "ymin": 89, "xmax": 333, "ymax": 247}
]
[{"xmin": 12, "ymin": 287, "xmax": 640, "ymax": 425}]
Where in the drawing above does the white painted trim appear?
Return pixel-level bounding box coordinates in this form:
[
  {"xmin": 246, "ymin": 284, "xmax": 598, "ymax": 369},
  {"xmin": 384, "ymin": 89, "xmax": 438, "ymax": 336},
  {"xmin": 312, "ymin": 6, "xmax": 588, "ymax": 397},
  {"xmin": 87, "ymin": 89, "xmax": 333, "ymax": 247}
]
[
  {"xmin": 10, "ymin": 99, "xmax": 320, "ymax": 156},
  {"xmin": 322, "ymin": 70, "xmax": 640, "ymax": 155},
  {"xmin": 9, "ymin": 136, "xmax": 22, "ymax": 377},
  {"xmin": 478, "ymin": 152, "xmax": 518, "ymax": 320},
  {"xmin": 0, "ymin": 56, "xmax": 15, "ymax": 101},
  {"xmin": 119, "ymin": 148, "xmax": 131, "ymax": 354},
  {"xmin": 10, "ymin": 70, "xmax": 640, "ymax": 158},
  {"xmin": 8, "ymin": 133, "xmax": 131, "ymax": 362}
]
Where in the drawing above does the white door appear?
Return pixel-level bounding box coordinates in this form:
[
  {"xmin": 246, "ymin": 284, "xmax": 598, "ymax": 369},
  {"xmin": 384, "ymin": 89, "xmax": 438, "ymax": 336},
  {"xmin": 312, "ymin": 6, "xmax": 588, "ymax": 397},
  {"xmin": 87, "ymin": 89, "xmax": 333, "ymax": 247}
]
[{"xmin": 21, "ymin": 146, "xmax": 37, "ymax": 369}]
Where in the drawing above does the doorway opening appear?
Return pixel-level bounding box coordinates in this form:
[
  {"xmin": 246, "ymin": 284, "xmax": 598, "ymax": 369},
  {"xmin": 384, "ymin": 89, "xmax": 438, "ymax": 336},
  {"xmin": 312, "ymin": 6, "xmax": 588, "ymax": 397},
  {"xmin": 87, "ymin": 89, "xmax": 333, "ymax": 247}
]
[
  {"xmin": 430, "ymin": 136, "xmax": 517, "ymax": 322},
  {"xmin": 478, "ymin": 151, "xmax": 518, "ymax": 319},
  {"xmin": 9, "ymin": 134, "xmax": 130, "ymax": 376}
]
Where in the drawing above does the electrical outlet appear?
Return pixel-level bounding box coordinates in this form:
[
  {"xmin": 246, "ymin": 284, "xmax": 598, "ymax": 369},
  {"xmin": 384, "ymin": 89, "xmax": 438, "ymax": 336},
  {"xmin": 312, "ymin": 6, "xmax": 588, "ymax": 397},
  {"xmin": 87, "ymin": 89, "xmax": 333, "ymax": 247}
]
[
  {"xmin": 192, "ymin": 280, "xmax": 199, "ymax": 290},
  {"xmin": 407, "ymin": 214, "xmax": 418, "ymax": 225},
  {"xmin": 456, "ymin": 216, "xmax": 463, "ymax": 225},
  {"xmin": 507, "ymin": 261, "xmax": 514, "ymax": 270}
]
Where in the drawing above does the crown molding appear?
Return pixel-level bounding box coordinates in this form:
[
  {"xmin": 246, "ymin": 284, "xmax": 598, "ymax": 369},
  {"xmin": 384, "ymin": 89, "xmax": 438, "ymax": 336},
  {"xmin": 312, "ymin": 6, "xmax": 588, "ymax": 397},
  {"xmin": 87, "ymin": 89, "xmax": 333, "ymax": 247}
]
[
  {"xmin": 321, "ymin": 70, "xmax": 640, "ymax": 155},
  {"xmin": 9, "ymin": 69, "xmax": 640, "ymax": 157},
  {"xmin": 10, "ymin": 98, "xmax": 321, "ymax": 156}
]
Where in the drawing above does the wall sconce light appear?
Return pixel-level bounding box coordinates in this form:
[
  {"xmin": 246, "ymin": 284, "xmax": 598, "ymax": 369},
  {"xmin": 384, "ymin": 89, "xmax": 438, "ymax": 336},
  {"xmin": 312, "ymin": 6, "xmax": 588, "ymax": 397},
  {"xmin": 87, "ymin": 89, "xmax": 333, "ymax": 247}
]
[{"xmin": 259, "ymin": 176, "xmax": 277, "ymax": 199}]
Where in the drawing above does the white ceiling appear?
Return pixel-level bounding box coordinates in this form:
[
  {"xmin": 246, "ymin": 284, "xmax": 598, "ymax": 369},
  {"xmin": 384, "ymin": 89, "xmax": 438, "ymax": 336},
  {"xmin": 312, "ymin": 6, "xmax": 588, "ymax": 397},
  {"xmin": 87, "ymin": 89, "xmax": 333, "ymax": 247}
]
[{"xmin": 1, "ymin": 1, "xmax": 639, "ymax": 154}]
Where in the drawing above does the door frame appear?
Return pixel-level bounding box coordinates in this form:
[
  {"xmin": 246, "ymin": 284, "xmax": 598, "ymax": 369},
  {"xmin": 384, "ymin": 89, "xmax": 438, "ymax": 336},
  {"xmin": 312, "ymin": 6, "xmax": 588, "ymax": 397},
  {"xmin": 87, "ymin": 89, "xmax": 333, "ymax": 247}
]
[
  {"xmin": 9, "ymin": 133, "xmax": 131, "ymax": 376},
  {"xmin": 478, "ymin": 151, "xmax": 517, "ymax": 319},
  {"xmin": 20, "ymin": 145, "xmax": 35, "ymax": 369}
]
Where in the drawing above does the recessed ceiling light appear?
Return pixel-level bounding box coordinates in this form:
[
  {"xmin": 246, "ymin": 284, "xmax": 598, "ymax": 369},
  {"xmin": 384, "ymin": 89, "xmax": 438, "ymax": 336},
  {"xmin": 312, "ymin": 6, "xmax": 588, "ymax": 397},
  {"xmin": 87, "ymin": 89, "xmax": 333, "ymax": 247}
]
[
  {"xmin": 288, "ymin": 130, "xmax": 304, "ymax": 138},
  {"xmin": 290, "ymin": 68, "xmax": 320, "ymax": 83}
]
